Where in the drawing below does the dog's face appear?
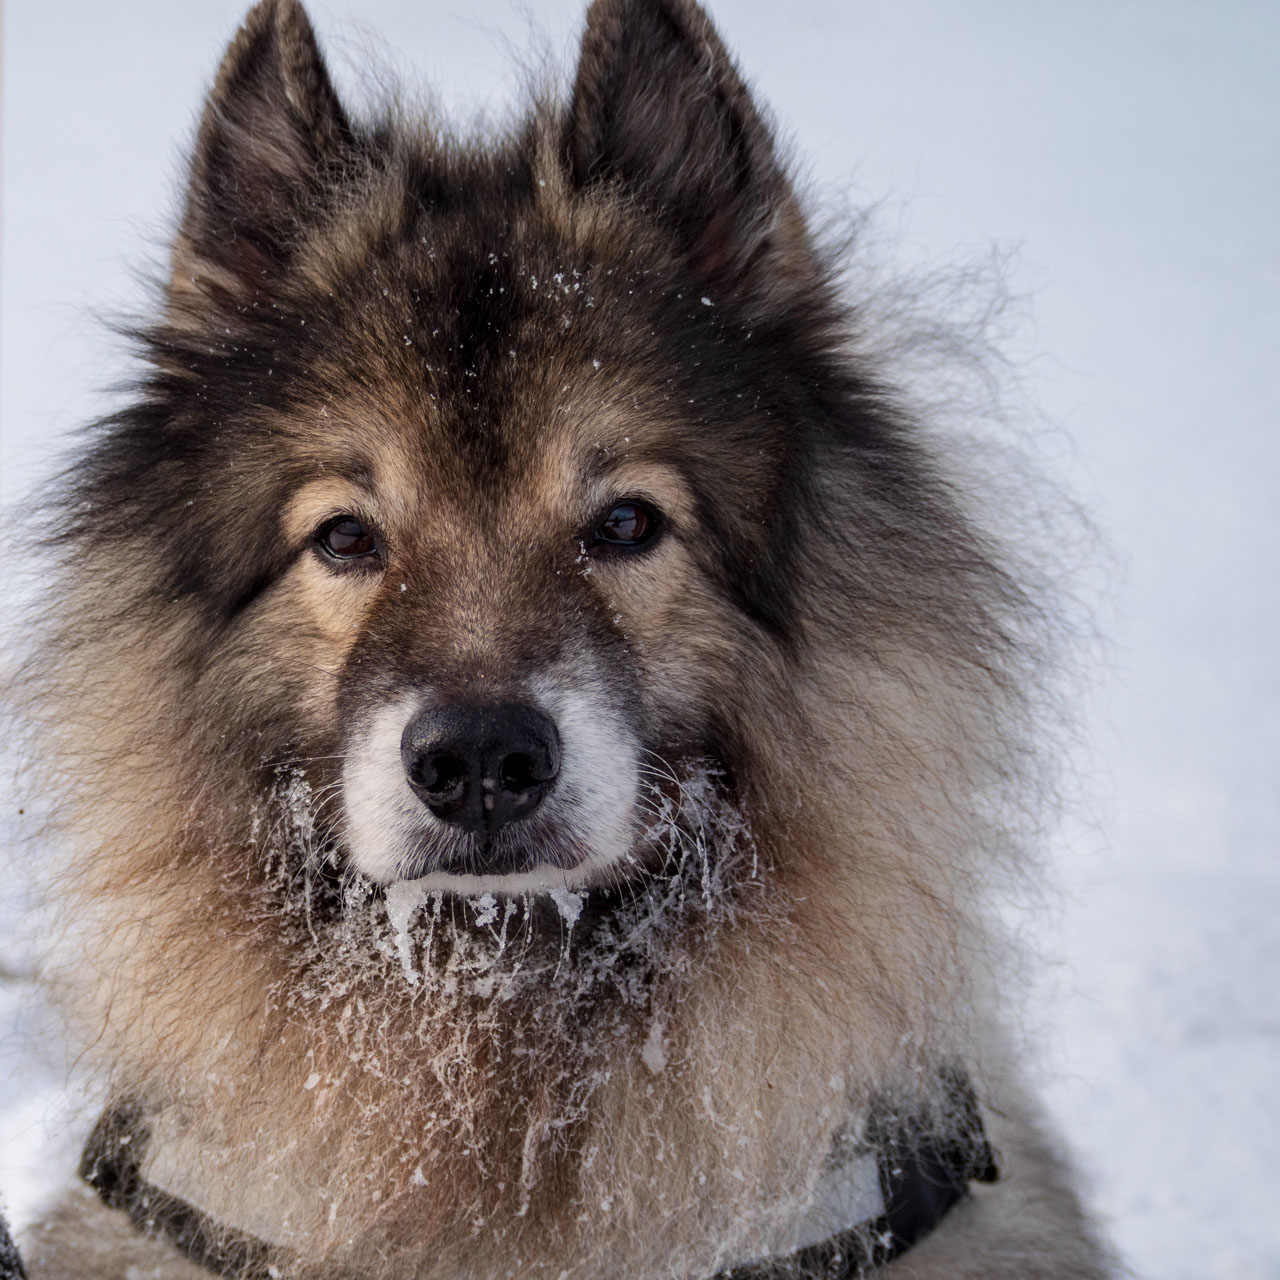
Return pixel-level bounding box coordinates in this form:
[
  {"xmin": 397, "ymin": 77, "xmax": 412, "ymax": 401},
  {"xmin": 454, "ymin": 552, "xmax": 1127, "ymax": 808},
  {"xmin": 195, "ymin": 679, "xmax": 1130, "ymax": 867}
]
[
  {"xmin": 89, "ymin": 0, "xmax": 887, "ymax": 896},
  {"xmin": 259, "ymin": 250, "xmax": 792, "ymax": 892}
]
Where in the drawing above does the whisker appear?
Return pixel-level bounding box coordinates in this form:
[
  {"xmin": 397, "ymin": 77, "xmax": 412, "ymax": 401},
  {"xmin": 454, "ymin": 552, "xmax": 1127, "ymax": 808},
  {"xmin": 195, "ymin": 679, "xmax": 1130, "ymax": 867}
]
[{"xmin": 260, "ymin": 753, "xmax": 350, "ymax": 771}]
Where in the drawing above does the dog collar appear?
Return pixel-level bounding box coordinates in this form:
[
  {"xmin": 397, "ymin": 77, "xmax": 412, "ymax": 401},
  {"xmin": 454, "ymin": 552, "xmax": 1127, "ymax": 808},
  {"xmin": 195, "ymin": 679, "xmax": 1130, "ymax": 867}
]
[{"xmin": 81, "ymin": 1080, "xmax": 997, "ymax": 1280}]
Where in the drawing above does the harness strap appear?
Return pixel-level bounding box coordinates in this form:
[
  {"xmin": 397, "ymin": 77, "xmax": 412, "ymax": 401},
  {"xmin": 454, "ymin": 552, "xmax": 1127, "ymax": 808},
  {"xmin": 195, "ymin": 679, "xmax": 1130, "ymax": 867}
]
[
  {"xmin": 82, "ymin": 1079, "xmax": 998, "ymax": 1280},
  {"xmin": 80, "ymin": 1103, "xmax": 273, "ymax": 1280}
]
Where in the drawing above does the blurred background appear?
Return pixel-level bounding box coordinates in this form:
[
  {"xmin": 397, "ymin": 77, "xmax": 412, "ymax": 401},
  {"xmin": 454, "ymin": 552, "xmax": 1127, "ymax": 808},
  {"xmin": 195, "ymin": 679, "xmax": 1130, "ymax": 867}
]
[{"xmin": 2, "ymin": 2, "xmax": 1277, "ymax": 1276}]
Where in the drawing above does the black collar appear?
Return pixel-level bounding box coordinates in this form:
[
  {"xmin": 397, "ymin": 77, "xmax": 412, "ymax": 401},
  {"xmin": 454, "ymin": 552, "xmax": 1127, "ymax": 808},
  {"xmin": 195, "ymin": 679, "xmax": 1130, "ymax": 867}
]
[{"xmin": 81, "ymin": 1080, "xmax": 997, "ymax": 1280}]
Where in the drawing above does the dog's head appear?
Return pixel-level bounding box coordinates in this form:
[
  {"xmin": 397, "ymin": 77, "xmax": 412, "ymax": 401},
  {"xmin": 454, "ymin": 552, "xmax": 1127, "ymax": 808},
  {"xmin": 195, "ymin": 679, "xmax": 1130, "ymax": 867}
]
[{"xmin": 49, "ymin": 0, "xmax": 972, "ymax": 900}]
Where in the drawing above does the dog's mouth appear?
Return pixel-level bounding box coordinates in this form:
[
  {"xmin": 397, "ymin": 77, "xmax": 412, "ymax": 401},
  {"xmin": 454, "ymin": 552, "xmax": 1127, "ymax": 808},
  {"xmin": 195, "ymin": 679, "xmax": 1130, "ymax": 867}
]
[
  {"xmin": 388, "ymin": 828, "xmax": 607, "ymax": 896},
  {"xmin": 420, "ymin": 837, "xmax": 591, "ymax": 880}
]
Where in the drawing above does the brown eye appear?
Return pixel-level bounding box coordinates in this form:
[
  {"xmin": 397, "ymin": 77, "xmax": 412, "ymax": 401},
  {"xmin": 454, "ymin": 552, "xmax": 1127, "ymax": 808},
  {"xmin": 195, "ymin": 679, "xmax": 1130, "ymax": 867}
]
[
  {"xmin": 593, "ymin": 500, "xmax": 661, "ymax": 550},
  {"xmin": 316, "ymin": 515, "xmax": 379, "ymax": 562}
]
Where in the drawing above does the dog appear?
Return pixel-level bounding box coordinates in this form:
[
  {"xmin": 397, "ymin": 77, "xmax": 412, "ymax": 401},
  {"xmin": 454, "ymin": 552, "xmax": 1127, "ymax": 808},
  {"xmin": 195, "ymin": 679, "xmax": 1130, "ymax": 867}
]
[{"xmin": 13, "ymin": 0, "xmax": 1118, "ymax": 1276}]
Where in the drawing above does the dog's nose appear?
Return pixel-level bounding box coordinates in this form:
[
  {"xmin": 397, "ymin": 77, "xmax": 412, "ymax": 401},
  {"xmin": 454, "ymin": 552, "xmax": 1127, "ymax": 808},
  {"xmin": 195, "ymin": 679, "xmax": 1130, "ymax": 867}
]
[{"xmin": 400, "ymin": 702, "xmax": 561, "ymax": 839}]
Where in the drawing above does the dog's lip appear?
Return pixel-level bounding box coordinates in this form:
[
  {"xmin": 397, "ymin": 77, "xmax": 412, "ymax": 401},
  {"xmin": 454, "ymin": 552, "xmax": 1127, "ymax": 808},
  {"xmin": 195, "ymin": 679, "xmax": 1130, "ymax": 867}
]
[
  {"xmin": 432, "ymin": 839, "xmax": 589, "ymax": 879},
  {"xmin": 387, "ymin": 834, "xmax": 605, "ymax": 894},
  {"xmin": 382, "ymin": 859, "xmax": 601, "ymax": 901}
]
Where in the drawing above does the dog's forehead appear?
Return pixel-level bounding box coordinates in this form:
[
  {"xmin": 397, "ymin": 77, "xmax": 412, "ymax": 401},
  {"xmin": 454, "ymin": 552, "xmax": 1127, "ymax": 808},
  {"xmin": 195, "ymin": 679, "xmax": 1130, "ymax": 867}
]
[{"xmin": 290, "ymin": 200, "xmax": 715, "ymax": 508}]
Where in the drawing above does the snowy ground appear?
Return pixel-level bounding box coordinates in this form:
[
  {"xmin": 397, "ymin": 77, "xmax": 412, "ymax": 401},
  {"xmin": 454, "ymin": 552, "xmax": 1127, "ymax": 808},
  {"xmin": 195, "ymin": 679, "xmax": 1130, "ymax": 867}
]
[{"xmin": 2, "ymin": 2, "xmax": 1278, "ymax": 1277}]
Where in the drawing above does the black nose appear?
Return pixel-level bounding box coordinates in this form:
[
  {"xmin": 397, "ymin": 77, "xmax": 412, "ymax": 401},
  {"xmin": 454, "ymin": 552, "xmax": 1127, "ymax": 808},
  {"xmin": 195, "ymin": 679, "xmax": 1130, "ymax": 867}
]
[{"xmin": 400, "ymin": 702, "xmax": 561, "ymax": 839}]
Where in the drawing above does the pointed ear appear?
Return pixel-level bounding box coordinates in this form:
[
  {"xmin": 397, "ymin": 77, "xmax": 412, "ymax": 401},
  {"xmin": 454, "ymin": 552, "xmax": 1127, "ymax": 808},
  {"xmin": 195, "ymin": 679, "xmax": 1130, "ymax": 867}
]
[
  {"xmin": 565, "ymin": 0, "xmax": 817, "ymax": 302},
  {"xmin": 172, "ymin": 0, "xmax": 352, "ymax": 308}
]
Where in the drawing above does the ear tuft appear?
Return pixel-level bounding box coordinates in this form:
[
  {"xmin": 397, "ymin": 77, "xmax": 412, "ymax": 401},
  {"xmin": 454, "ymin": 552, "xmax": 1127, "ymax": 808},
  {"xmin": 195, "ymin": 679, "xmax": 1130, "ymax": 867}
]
[
  {"xmin": 173, "ymin": 0, "xmax": 352, "ymax": 308},
  {"xmin": 565, "ymin": 0, "xmax": 817, "ymax": 302}
]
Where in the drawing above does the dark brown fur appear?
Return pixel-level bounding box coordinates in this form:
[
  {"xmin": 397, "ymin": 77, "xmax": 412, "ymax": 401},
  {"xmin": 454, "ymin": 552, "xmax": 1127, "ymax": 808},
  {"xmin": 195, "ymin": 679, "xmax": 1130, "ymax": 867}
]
[{"xmin": 15, "ymin": 1, "xmax": 1116, "ymax": 1276}]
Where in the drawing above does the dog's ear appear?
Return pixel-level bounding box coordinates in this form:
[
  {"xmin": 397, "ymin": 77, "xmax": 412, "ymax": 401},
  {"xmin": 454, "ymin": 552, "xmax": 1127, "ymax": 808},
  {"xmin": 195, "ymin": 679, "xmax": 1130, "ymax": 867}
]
[
  {"xmin": 565, "ymin": 0, "xmax": 817, "ymax": 303},
  {"xmin": 171, "ymin": 0, "xmax": 352, "ymax": 309}
]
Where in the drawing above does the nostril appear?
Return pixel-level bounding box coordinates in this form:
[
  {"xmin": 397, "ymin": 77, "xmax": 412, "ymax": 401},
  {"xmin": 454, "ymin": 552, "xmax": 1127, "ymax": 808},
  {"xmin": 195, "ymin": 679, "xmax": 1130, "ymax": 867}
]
[
  {"xmin": 417, "ymin": 752, "xmax": 465, "ymax": 802},
  {"xmin": 500, "ymin": 753, "xmax": 528, "ymax": 792},
  {"xmin": 499, "ymin": 752, "xmax": 543, "ymax": 794}
]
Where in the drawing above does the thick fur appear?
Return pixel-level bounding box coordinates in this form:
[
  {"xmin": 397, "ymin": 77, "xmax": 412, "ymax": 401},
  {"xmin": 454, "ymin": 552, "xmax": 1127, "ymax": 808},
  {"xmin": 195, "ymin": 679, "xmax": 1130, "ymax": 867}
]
[{"xmin": 14, "ymin": 1, "xmax": 1116, "ymax": 1277}]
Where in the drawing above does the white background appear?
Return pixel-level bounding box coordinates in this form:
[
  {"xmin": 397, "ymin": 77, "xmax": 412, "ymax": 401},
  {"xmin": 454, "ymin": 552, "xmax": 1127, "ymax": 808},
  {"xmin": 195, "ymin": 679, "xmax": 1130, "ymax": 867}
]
[{"xmin": 2, "ymin": 3, "xmax": 1278, "ymax": 1277}]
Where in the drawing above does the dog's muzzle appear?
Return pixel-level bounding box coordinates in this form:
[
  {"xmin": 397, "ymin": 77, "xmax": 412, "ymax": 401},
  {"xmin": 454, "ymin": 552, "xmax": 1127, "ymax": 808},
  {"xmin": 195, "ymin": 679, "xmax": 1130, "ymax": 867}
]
[{"xmin": 341, "ymin": 666, "xmax": 641, "ymax": 888}]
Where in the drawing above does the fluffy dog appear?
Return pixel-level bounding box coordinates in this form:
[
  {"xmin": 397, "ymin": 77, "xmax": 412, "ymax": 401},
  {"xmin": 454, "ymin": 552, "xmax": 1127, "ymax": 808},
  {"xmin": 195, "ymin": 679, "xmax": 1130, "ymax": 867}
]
[{"xmin": 15, "ymin": 1, "xmax": 1116, "ymax": 1276}]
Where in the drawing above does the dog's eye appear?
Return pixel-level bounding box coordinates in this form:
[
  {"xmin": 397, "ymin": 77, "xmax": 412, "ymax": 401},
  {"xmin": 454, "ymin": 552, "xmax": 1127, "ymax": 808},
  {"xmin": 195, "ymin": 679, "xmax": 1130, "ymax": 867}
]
[
  {"xmin": 593, "ymin": 500, "xmax": 662, "ymax": 550},
  {"xmin": 316, "ymin": 515, "xmax": 379, "ymax": 562}
]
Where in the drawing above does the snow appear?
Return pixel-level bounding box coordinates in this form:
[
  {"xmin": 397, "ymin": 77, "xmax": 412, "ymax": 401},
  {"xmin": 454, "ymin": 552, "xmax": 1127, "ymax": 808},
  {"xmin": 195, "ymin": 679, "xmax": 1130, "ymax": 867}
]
[
  {"xmin": 473, "ymin": 892, "xmax": 500, "ymax": 928},
  {"xmin": 640, "ymin": 1019, "xmax": 667, "ymax": 1077},
  {"xmin": 547, "ymin": 887, "xmax": 585, "ymax": 930},
  {"xmin": 2, "ymin": 2, "xmax": 1278, "ymax": 1277}
]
